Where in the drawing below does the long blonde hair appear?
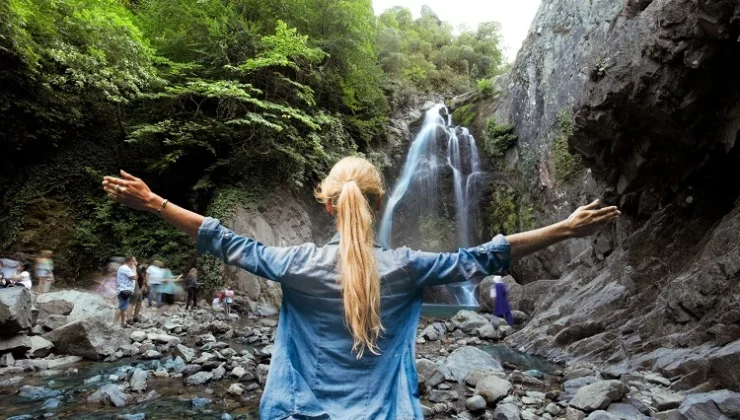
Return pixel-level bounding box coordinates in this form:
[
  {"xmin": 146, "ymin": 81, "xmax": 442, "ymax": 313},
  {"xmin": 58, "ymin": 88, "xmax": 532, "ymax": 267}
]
[{"xmin": 315, "ymin": 157, "xmax": 385, "ymax": 357}]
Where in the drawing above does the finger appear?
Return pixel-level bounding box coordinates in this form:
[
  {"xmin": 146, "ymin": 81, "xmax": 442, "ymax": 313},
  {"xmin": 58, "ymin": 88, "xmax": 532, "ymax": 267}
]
[
  {"xmin": 107, "ymin": 193, "xmax": 119, "ymax": 201},
  {"xmin": 104, "ymin": 176, "xmax": 126, "ymax": 186},
  {"xmin": 583, "ymin": 199, "xmax": 600, "ymax": 210},
  {"xmin": 593, "ymin": 206, "xmax": 619, "ymax": 216},
  {"xmin": 120, "ymin": 170, "xmax": 140, "ymax": 182},
  {"xmin": 594, "ymin": 211, "xmax": 620, "ymax": 223}
]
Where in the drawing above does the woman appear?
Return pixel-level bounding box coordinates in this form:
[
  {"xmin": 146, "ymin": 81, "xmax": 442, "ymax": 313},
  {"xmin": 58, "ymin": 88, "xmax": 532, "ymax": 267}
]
[
  {"xmin": 114, "ymin": 256, "xmax": 137, "ymax": 328},
  {"xmin": 185, "ymin": 268, "xmax": 199, "ymax": 310},
  {"xmin": 103, "ymin": 158, "xmax": 619, "ymax": 419},
  {"xmin": 129, "ymin": 264, "xmax": 147, "ymax": 323},
  {"xmin": 35, "ymin": 250, "xmax": 54, "ymax": 294}
]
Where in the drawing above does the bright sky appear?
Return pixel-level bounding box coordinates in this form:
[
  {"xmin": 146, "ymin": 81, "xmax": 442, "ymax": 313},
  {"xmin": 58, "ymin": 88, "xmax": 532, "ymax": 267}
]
[{"xmin": 372, "ymin": 0, "xmax": 542, "ymax": 62}]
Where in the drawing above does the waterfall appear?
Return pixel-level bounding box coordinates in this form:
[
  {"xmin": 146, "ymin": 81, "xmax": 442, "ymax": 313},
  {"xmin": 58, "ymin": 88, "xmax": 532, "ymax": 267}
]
[{"xmin": 378, "ymin": 103, "xmax": 484, "ymax": 305}]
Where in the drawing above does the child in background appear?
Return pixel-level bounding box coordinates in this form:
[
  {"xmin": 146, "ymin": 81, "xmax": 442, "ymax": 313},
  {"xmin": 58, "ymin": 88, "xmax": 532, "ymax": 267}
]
[
  {"xmin": 224, "ymin": 287, "xmax": 234, "ymax": 315},
  {"xmin": 212, "ymin": 292, "xmax": 223, "ymax": 309}
]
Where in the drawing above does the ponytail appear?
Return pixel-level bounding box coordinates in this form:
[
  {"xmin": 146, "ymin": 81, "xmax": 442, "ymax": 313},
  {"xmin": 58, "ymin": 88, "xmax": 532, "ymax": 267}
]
[
  {"xmin": 336, "ymin": 180, "xmax": 383, "ymax": 357},
  {"xmin": 315, "ymin": 156, "xmax": 385, "ymax": 358}
]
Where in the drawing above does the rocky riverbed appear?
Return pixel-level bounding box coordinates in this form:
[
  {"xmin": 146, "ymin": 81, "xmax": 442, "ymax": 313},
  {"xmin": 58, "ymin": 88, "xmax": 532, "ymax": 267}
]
[{"xmin": 0, "ymin": 287, "xmax": 738, "ymax": 419}]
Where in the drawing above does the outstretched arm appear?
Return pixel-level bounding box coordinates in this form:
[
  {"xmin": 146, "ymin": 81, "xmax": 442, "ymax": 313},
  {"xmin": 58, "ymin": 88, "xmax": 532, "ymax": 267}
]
[
  {"xmin": 506, "ymin": 200, "xmax": 620, "ymax": 261},
  {"xmin": 102, "ymin": 170, "xmax": 204, "ymax": 239}
]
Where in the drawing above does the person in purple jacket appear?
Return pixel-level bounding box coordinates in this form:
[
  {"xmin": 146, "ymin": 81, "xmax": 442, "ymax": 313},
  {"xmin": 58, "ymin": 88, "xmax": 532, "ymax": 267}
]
[{"xmin": 102, "ymin": 157, "xmax": 618, "ymax": 419}]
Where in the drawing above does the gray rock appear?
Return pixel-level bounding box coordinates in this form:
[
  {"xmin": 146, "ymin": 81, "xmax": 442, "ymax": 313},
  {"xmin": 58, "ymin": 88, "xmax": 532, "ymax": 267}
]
[
  {"xmin": 181, "ymin": 364, "xmax": 202, "ymax": 377},
  {"xmin": 129, "ymin": 368, "xmax": 148, "ymax": 392},
  {"xmin": 428, "ymin": 389, "xmax": 459, "ymax": 403},
  {"xmin": 230, "ymin": 365, "xmax": 246, "ymax": 379},
  {"xmin": 555, "ymin": 322, "xmax": 604, "ymax": 346},
  {"xmin": 256, "ymin": 363, "xmax": 270, "ymax": 385},
  {"xmin": 35, "ymin": 299, "xmax": 74, "ymax": 316},
  {"xmin": 14, "ymin": 355, "xmax": 81, "ymax": 370},
  {"xmin": 27, "ymin": 336, "xmax": 54, "ymax": 358},
  {"xmin": 129, "ymin": 331, "xmax": 146, "ymax": 342},
  {"xmin": 0, "ymin": 335, "xmax": 32, "ymax": 356},
  {"xmin": 42, "ymin": 397, "xmax": 62, "ymax": 410},
  {"xmin": 445, "ymin": 346, "xmax": 502, "ymax": 382},
  {"xmin": 651, "ymin": 389, "xmax": 685, "ymax": 411},
  {"xmin": 212, "ymin": 364, "xmax": 226, "ymax": 381},
  {"xmin": 570, "ymin": 380, "xmax": 628, "ymax": 412},
  {"xmin": 117, "ymin": 414, "xmax": 145, "ymax": 420},
  {"xmin": 606, "ymin": 402, "xmax": 649, "ymax": 419},
  {"xmin": 652, "ymin": 409, "xmax": 684, "ymax": 420},
  {"xmin": 227, "ymin": 383, "xmax": 244, "ymax": 396},
  {"xmin": 163, "ymin": 356, "xmax": 186, "ymax": 373},
  {"xmin": 585, "ymin": 411, "xmax": 621, "ymax": 420},
  {"xmin": 0, "ymin": 353, "xmax": 14, "ymax": 367},
  {"xmin": 36, "ymin": 290, "xmax": 113, "ymax": 322},
  {"xmin": 475, "ymin": 375, "xmax": 512, "ymax": 405},
  {"xmin": 174, "ymin": 344, "xmax": 196, "ymax": 363},
  {"xmin": 566, "ymin": 407, "xmax": 586, "ymax": 420},
  {"xmin": 451, "ymin": 310, "xmax": 489, "ymax": 333},
  {"xmin": 493, "ymin": 402, "xmax": 521, "ymax": 420},
  {"xmin": 466, "ymin": 395, "xmax": 487, "ymax": 411},
  {"xmin": 466, "ymin": 368, "xmax": 505, "ymax": 387},
  {"xmin": 185, "ymin": 371, "xmax": 213, "ymax": 386},
  {"xmin": 416, "ymin": 359, "xmax": 437, "ymax": 386},
  {"xmin": 0, "ymin": 287, "xmax": 33, "ymax": 336},
  {"xmin": 39, "ymin": 314, "xmax": 68, "ymax": 331},
  {"xmin": 191, "ymin": 396, "xmax": 211, "ymax": 408},
  {"xmin": 679, "ymin": 390, "xmax": 740, "ymax": 419},
  {"xmin": 43, "ymin": 319, "xmax": 129, "ymax": 360},
  {"xmin": 141, "ymin": 350, "xmax": 162, "ymax": 360},
  {"xmin": 476, "ymin": 323, "xmax": 501, "ymax": 340},
  {"xmin": 88, "ymin": 384, "xmax": 131, "ymax": 407},
  {"xmin": 563, "ymin": 376, "xmax": 600, "ymax": 400}
]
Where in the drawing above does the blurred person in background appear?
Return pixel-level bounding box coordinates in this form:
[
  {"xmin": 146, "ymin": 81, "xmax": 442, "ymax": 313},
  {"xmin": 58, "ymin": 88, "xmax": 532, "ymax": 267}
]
[
  {"xmin": 130, "ymin": 263, "xmax": 147, "ymax": 323},
  {"xmin": 185, "ymin": 267, "xmax": 199, "ymax": 310},
  {"xmin": 114, "ymin": 256, "xmax": 137, "ymax": 328},
  {"xmin": 13, "ymin": 263, "xmax": 32, "ymax": 289},
  {"xmin": 147, "ymin": 260, "xmax": 164, "ymax": 307},
  {"xmin": 35, "ymin": 250, "xmax": 54, "ymax": 294}
]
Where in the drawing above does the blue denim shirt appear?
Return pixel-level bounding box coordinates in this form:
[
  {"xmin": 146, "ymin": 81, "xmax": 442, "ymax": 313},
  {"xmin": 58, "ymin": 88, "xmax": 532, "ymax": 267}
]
[{"xmin": 196, "ymin": 217, "xmax": 511, "ymax": 420}]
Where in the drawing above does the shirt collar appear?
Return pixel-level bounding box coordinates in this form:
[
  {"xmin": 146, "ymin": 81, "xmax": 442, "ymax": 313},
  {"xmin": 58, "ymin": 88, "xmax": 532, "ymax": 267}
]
[{"xmin": 327, "ymin": 233, "xmax": 385, "ymax": 249}]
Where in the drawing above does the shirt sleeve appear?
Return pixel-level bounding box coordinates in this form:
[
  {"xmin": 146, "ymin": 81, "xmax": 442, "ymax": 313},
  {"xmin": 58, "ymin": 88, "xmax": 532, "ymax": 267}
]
[
  {"xmin": 403, "ymin": 234, "xmax": 511, "ymax": 287},
  {"xmin": 195, "ymin": 217, "xmax": 303, "ymax": 283}
]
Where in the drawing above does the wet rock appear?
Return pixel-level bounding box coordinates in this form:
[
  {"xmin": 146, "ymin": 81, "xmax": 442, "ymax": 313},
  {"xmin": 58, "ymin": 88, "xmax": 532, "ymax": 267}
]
[
  {"xmin": 475, "ymin": 375, "xmax": 512, "ymax": 405},
  {"xmin": 36, "ymin": 299, "xmax": 74, "ymax": 317},
  {"xmin": 163, "ymin": 356, "xmax": 186, "ymax": 373},
  {"xmin": 18, "ymin": 385, "xmax": 62, "ymax": 400},
  {"xmin": 230, "ymin": 366, "xmax": 247, "ymax": 379},
  {"xmin": 212, "ymin": 364, "xmax": 226, "ymax": 381},
  {"xmin": 570, "ymin": 380, "xmax": 628, "ymax": 412},
  {"xmin": 117, "ymin": 414, "xmax": 145, "ymax": 420},
  {"xmin": 129, "ymin": 331, "xmax": 146, "ymax": 343},
  {"xmin": 566, "ymin": 407, "xmax": 586, "ymax": 420},
  {"xmin": 39, "ymin": 314, "xmax": 68, "ymax": 331},
  {"xmin": 147, "ymin": 333, "xmax": 179, "ymax": 346},
  {"xmin": 466, "ymin": 395, "xmax": 487, "ymax": 411},
  {"xmin": 118, "ymin": 344, "xmax": 138, "ymax": 357},
  {"xmin": 7, "ymin": 415, "xmax": 33, "ymax": 420},
  {"xmin": 185, "ymin": 371, "xmax": 213, "ymax": 386},
  {"xmin": 256, "ymin": 364, "xmax": 270, "ymax": 385},
  {"xmin": 476, "ymin": 323, "xmax": 501, "ymax": 340},
  {"xmin": 197, "ymin": 333, "xmax": 216, "ymax": 345},
  {"xmin": 492, "ymin": 402, "xmax": 521, "ymax": 420},
  {"xmin": 445, "ymin": 346, "xmax": 502, "ymax": 382},
  {"xmin": 42, "ymin": 397, "xmax": 62, "ymax": 410},
  {"xmin": 43, "ymin": 319, "xmax": 129, "ymax": 361},
  {"xmin": 191, "ymin": 396, "xmax": 211, "ymax": 408},
  {"xmin": 0, "ymin": 287, "xmax": 33, "ymax": 336},
  {"xmin": 129, "ymin": 368, "xmax": 148, "ymax": 392},
  {"xmin": 221, "ymin": 414, "xmax": 233, "ymax": 420}
]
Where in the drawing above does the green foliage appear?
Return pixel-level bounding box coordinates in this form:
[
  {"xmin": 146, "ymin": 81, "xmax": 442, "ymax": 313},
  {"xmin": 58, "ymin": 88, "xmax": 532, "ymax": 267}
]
[
  {"xmin": 451, "ymin": 103, "xmax": 478, "ymax": 127},
  {"xmin": 483, "ymin": 118, "xmax": 517, "ymax": 158},
  {"xmin": 477, "ymin": 78, "xmax": 493, "ymax": 96},
  {"xmin": 552, "ymin": 109, "xmax": 582, "ymax": 181},
  {"xmin": 486, "ymin": 188, "xmax": 535, "ymax": 235},
  {"xmin": 377, "ymin": 6, "xmax": 506, "ymax": 97}
]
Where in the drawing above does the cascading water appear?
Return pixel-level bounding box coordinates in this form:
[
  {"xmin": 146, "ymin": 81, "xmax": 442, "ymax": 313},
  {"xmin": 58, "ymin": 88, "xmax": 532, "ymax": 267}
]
[{"xmin": 379, "ymin": 103, "xmax": 484, "ymax": 305}]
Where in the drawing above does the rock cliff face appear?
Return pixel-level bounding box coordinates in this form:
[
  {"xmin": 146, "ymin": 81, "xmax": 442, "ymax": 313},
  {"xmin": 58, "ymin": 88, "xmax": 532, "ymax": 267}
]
[{"xmin": 483, "ymin": 0, "xmax": 740, "ymax": 392}]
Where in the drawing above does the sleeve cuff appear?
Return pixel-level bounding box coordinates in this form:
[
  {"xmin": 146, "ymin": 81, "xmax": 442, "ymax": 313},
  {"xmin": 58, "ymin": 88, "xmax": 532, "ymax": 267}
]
[{"xmin": 195, "ymin": 217, "xmax": 222, "ymax": 256}]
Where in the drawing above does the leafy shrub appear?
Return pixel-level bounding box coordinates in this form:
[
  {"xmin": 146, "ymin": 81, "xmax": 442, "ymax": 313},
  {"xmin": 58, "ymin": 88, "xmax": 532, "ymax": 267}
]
[
  {"xmin": 483, "ymin": 118, "xmax": 517, "ymax": 158},
  {"xmin": 477, "ymin": 78, "xmax": 493, "ymax": 96},
  {"xmin": 552, "ymin": 109, "xmax": 582, "ymax": 181}
]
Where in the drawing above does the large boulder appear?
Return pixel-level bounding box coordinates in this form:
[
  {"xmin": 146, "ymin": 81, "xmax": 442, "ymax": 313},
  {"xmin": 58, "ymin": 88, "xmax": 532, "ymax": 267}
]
[
  {"xmin": 678, "ymin": 390, "xmax": 740, "ymax": 420},
  {"xmin": 43, "ymin": 319, "xmax": 129, "ymax": 360},
  {"xmin": 475, "ymin": 276, "xmax": 521, "ymax": 312},
  {"xmin": 570, "ymin": 380, "xmax": 629, "ymax": 412},
  {"xmin": 0, "ymin": 335, "xmax": 33, "ymax": 356},
  {"xmin": 35, "ymin": 290, "xmax": 113, "ymax": 323},
  {"xmin": 444, "ymin": 346, "xmax": 503, "ymax": 382},
  {"xmin": 450, "ymin": 310, "xmax": 489, "ymax": 333},
  {"xmin": 39, "ymin": 315, "xmax": 69, "ymax": 331},
  {"xmin": 27, "ymin": 336, "xmax": 54, "ymax": 358},
  {"xmin": 0, "ymin": 287, "xmax": 33, "ymax": 336}
]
